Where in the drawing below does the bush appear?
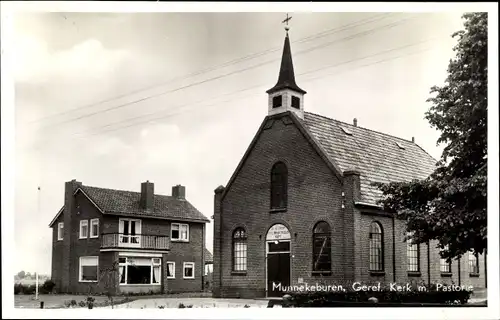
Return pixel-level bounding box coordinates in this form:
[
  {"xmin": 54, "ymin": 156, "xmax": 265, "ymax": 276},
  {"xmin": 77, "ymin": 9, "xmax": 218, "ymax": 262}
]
[
  {"xmin": 14, "ymin": 284, "xmax": 23, "ymax": 295},
  {"xmin": 78, "ymin": 301, "xmax": 87, "ymax": 307},
  {"xmin": 178, "ymin": 303, "xmax": 186, "ymax": 308},
  {"xmin": 288, "ymin": 285, "xmax": 472, "ymax": 307},
  {"xmin": 41, "ymin": 280, "xmax": 56, "ymax": 294}
]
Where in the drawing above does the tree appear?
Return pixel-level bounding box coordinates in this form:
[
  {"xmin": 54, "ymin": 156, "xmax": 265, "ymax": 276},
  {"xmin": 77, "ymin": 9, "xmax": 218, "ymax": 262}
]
[
  {"xmin": 374, "ymin": 13, "xmax": 487, "ymax": 261},
  {"xmin": 17, "ymin": 271, "xmax": 26, "ymax": 279}
]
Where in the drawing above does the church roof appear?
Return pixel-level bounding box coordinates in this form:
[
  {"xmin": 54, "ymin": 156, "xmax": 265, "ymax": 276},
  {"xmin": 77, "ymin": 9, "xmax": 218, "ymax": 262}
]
[
  {"xmin": 303, "ymin": 112, "xmax": 438, "ymax": 205},
  {"xmin": 49, "ymin": 185, "xmax": 209, "ymax": 227},
  {"xmin": 266, "ymin": 34, "xmax": 306, "ymax": 95}
]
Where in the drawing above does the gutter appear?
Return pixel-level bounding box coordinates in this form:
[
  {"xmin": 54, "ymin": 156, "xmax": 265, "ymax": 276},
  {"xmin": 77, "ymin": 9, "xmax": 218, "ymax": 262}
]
[
  {"xmin": 392, "ymin": 216, "xmax": 396, "ymax": 283},
  {"xmin": 427, "ymin": 240, "xmax": 431, "ymax": 285}
]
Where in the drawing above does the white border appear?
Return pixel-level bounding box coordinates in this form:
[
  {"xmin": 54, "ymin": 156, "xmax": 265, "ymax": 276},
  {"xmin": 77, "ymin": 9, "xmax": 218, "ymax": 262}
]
[{"xmin": 2, "ymin": 1, "xmax": 499, "ymax": 320}]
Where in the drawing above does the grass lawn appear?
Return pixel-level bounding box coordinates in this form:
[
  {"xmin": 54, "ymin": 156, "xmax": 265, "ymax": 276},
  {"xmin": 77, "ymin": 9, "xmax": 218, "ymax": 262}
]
[{"xmin": 15, "ymin": 294, "xmax": 113, "ymax": 309}]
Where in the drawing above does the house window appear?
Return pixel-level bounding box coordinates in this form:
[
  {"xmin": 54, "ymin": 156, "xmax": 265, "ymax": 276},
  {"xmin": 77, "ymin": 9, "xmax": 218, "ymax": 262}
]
[
  {"xmin": 90, "ymin": 218, "xmax": 99, "ymax": 238},
  {"xmin": 270, "ymin": 162, "xmax": 288, "ymax": 210},
  {"xmin": 406, "ymin": 232, "xmax": 420, "ymax": 272},
  {"xmin": 272, "ymin": 95, "xmax": 282, "ymax": 108},
  {"xmin": 79, "ymin": 256, "xmax": 98, "ymax": 282},
  {"xmin": 57, "ymin": 222, "xmax": 64, "ymax": 241},
  {"xmin": 79, "ymin": 220, "xmax": 89, "ymax": 239},
  {"xmin": 469, "ymin": 252, "xmax": 479, "ymax": 274},
  {"xmin": 369, "ymin": 222, "xmax": 384, "ymax": 271},
  {"xmin": 440, "ymin": 247, "xmax": 452, "ymax": 273},
  {"xmin": 313, "ymin": 221, "xmax": 332, "ymax": 272},
  {"xmin": 118, "ymin": 257, "xmax": 162, "ymax": 285},
  {"xmin": 171, "ymin": 223, "xmax": 189, "ymax": 241},
  {"xmin": 291, "ymin": 96, "xmax": 300, "ymax": 109},
  {"xmin": 119, "ymin": 218, "xmax": 141, "ymax": 245},
  {"xmin": 166, "ymin": 262, "xmax": 175, "ymax": 279},
  {"xmin": 183, "ymin": 262, "xmax": 195, "ymax": 279},
  {"xmin": 232, "ymin": 228, "xmax": 247, "ymax": 271}
]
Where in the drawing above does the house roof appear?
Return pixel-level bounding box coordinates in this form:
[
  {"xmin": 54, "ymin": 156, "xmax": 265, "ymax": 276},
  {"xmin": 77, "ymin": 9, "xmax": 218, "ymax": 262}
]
[
  {"xmin": 303, "ymin": 112, "xmax": 438, "ymax": 205},
  {"xmin": 204, "ymin": 248, "xmax": 213, "ymax": 263},
  {"xmin": 49, "ymin": 184, "xmax": 209, "ymax": 227}
]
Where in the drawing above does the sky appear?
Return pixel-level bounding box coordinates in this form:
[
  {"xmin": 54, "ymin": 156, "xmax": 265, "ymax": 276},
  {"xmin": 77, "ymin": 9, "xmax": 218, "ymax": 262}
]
[{"xmin": 10, "ymin": 10, "xmax": 467, "ymax": 275}]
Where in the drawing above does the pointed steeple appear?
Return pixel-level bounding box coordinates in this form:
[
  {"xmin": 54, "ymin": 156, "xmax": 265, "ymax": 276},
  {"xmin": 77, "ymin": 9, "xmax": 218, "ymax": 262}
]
[
  {"xmin": 266, "ymin": 15, "xmax": 306, "ymax": 119},
  {"xmin": 266, "ymin": 33, "xmax": 306, "ymax": 95}
]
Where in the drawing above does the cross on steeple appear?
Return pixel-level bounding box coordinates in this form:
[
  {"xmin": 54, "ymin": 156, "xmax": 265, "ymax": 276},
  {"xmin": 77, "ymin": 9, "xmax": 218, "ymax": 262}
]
[
  {"xmin": 282, "ymin": 13, "xmax": 292, "ymax": 33},
  {"xmin": 282, "ymin": 13, "xmax": 292, "ymax": 26}
]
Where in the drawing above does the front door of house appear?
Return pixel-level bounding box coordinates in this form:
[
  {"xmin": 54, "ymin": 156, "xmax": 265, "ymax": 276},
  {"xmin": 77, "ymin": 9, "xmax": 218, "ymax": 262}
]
[{"xmin": 266, "ymin": 224, "xmax": 291, "ymax": 297}]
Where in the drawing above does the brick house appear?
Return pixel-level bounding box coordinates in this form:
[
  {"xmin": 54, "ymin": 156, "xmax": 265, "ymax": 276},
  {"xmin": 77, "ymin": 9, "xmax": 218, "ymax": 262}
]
[
  {"xmin": 212, "ymin": 29, "xmax": 487, "ymax": 298},
  {"xmin": 48, "ymin": 180, "xmax": 209, "ymax": 295}
]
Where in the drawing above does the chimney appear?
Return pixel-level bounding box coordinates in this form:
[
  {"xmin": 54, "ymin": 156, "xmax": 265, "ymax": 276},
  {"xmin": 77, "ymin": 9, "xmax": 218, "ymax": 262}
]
[
  {"xmin": 411, "ymin": 137, "xmax": 415, "ymax": 143},
  {"xmin": 140, "ymin": 181, "xmax": 154, "ymax": 209},
  {"xmin": 353, "ymin": 118, "xmax": 358, "ymax": 127},
  {"xmin": 172, "ymin": 184, "xmax": 186, "ymax": 200}
]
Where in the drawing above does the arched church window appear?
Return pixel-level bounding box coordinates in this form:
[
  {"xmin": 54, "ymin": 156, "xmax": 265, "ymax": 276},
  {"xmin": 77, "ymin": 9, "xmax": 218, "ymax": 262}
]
[
  {"xmin": 270, "ymin": 162, "xmax": 288, "ymax": 210},
  {"xmin": 232, "ymin": 228, "xmax": 247, "ymax": 271},
  {"xmin": 369, "ymin": 222, "xmax": 384, "ymax": 271},
  {"xmin": 313, "ymin": 221, "xmax": 331, "ymax": 272}
]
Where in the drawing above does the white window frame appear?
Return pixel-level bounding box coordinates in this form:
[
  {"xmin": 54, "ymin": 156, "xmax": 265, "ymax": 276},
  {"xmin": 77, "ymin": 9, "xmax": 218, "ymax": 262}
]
[
  {"xmin": 79, "ymin": 220, "xmax": 89, "ymax": 239},
  {"xmin": 171, "ymin": 223, "xmax": 189, "ymax": 242},
  {"xmin": 119, "ymin": 218, "xmax": 142, "ymax": 247},
  {"xmin": 166, "ymin": 261, "xmax": 176, "ymax": 279},
  {"xmin": 118, "ymin": 257, "xmax": 162, "ymax": 285},
  {"xmin": 57, "ymin": 222, "xmax": 64, "ymax": 241},
  {"xmin": 183, "ymin": 262, "xmax": 195, "ymax": 279},
  {"xmin": 90, "ymin": 218, "xmax": 99, "ymax": 238},
  {"xmin": 79, "ymin": 256, "xmax": 99, "ymax": 283}
]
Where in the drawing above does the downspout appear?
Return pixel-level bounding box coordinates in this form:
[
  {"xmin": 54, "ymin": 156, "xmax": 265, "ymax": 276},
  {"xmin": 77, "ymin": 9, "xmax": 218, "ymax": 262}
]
[
  {"xmin": 202, "ymin": 223, "xmax": 205, "ymax": 290},
  {"xmin": 219, "ymin": 201, "xmax": 223, "ymax": 295},
  {"xmin": 484, "ymin": 248, "xmax": 487, "ymax": 288},
  {"xmin": 392, "ymin": 216, "xmax": 396, "ymax": 283},
  {"xmin": 427, "ymin": 240, "xmax": 431, "ymax": 285},
  {"xmin": 458, "ymin": 257, "xmax": 461, "ymax": 286}
]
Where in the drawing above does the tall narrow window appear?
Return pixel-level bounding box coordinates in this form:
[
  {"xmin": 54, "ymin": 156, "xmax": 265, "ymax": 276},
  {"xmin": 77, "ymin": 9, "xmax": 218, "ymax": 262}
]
[
  {"xmin": 270, "ymin": 162, "xmax": 288, "ymax": 210},
  {"xmin": 232, "ymin": 228, "xmax": 247, "ymax": 272},
  {"xmin": 469, "ymin": 251, "xmax": 480, "ymax": 274},
  {"xmin": 313, "ymin": 221, "xmax": 332, "ymax": 272},
  {"xmin": 406, "ymin": 232, "xmax": 420, "ymax": 272},
  {"xmin": 440, "ymin": 247, "xmax": 452, "ymax": 273},
  {"xmin": 90, "ymin": 218, "xmax": 99, "ymax": 238},
  {"xmin": 369, "ymin": 222, "xmax": 384, "ymax": 271},
  {"xmin": 79, "ymin": 220, "xmax": 89, "ymax": 239},
  {"xmin": 57, "ymin": 222, "xmax": 64, "ymax": 241},
  {"xmin": 272, "ymin": 95, "xmax": 282, "ymax": 108},
  {"xmin": 291, "ymin": 96, "xmax": 300, "ymax": 109},
  {"xmin": 166, "ymin": 262, "xmax": 176, "ymax": 279}
]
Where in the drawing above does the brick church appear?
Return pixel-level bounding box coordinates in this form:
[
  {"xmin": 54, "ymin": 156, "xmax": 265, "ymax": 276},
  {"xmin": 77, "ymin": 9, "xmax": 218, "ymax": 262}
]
[{"xmin": 212, "ymin": 23, "xmax": 486, "ymax": 298}]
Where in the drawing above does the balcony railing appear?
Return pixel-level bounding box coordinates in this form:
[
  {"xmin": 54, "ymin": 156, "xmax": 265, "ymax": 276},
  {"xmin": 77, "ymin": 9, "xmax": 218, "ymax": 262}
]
[{"xmin": 101, "ymin": 233, "xmax": 170, "ymax": 251}]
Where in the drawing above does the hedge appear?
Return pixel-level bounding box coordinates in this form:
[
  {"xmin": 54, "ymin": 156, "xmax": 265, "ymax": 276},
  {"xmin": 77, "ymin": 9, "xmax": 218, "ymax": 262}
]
[
  {"xmin": 14, "ymin": 280, "xmax": 56, "ymax": 295},
  {"xmin": 287, "ymin": 286, "xmax": 472, "ymax": 307}
]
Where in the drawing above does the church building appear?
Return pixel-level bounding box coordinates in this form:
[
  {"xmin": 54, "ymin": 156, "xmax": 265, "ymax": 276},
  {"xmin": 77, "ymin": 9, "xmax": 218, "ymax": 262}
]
[{"xmin": 212, "ymin": 21, "xmax": 486, "ymax": 298}]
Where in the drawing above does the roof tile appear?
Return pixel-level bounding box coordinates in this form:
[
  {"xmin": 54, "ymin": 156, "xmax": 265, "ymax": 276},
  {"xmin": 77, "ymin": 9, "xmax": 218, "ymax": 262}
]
[{"xmin": 303, "ymin": 112, "xmax": 437, "ymax": 205}]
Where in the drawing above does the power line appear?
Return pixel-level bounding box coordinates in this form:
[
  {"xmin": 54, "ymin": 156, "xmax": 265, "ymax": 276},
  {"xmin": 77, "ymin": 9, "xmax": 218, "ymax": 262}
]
[
  {"xmin": 66, "ymin": 34, "xmax": 441, "ymax": 139},
  {"xmin": 39, "ymin": 38, "xmax": 440, "ymax": 144},
  {"xmin": 36, "ymin": 15, "xmax": 416, "ymax": 130},
  {"xmin": 28, "ymin": 13, "xmax": 394, "ymax": 125}
]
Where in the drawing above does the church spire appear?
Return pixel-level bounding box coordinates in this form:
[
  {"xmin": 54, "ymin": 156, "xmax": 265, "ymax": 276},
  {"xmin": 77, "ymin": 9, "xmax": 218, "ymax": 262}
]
[
  {"xmin": 266, "ymin": 14, "xmax": 306, "ymax": 95},
  {"xmin": 266, "ymin": 14, "xmax": 306, "ymax": 119}
]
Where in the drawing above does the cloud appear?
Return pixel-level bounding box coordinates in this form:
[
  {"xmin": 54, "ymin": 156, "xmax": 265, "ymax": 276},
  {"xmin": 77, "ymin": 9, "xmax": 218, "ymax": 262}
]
[{"xmin": 13, "ymin": 35, "xmax": 131, "ymax": 83}]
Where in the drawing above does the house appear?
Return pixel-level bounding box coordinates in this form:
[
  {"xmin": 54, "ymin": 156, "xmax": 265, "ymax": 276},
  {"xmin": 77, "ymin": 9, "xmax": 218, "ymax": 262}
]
[
  {"xmin": 204, "ymin": 248, "xmax": 214, "ymax": 290},
  {"xmin": 212, "ymin": 27, "xmax": 487, "ymax": 298},
  {"xmin": 49, "ymin": 180, "xmax": 210, "ymax": 295}
]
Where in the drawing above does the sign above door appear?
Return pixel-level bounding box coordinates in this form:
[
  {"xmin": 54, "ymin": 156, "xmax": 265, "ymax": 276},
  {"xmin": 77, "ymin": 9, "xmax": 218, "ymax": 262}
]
[{"xmin": 266, "ymin": 224, "xmax": 291, "ymax": 241}]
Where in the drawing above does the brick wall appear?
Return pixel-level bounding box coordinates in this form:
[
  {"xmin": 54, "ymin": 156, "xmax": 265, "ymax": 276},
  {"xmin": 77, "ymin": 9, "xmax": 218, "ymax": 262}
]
[
  {"xmin": 51, "ymin": 180, "xmax": 206, "ymax": 295},
  {"xmin": 216, "ymin": 114, "xmax": 346, "ymax": 298}
]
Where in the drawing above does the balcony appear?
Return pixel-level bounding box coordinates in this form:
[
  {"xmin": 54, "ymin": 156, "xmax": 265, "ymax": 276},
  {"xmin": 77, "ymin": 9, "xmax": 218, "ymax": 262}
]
[{"xmin": 101, "ymin": 233, "xmax": 170, "ymax": 251}]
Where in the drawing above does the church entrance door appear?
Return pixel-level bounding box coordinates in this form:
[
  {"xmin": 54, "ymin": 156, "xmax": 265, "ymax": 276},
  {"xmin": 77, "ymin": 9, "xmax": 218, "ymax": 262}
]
[{"xmin": 265, "ymin": 224, "xmax": 291, "ymax": 297}]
